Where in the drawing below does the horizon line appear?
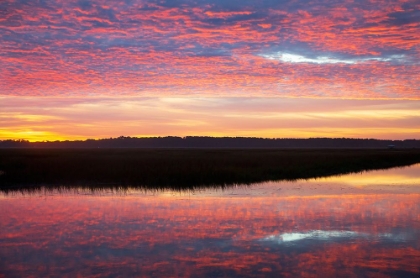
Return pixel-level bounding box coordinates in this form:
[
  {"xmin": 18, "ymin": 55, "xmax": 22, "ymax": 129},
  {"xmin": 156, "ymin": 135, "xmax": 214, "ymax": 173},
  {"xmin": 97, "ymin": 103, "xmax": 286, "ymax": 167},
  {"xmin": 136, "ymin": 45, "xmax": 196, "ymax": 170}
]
[{"xmin": 2, "ymin": 136, "xmax": 419, "ymax": 143}]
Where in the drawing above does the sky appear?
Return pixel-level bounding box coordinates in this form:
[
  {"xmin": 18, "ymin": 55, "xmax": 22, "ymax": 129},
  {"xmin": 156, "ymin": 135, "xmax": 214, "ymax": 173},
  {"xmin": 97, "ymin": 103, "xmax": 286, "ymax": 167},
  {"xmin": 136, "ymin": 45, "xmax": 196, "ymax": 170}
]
[{"xmin": 1, "ymin": 0, "xmax": 419, "ymax": 141}]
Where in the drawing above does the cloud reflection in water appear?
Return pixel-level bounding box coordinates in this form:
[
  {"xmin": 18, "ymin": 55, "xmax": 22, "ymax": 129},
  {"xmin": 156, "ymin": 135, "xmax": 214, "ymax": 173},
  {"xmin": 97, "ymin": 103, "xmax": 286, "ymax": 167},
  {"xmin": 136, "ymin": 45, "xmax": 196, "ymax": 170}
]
[
  {"xmin": 1, "ymin": 165, "xmax": 420, "ymax": 276},
  {"xmin": 260, "ymin": 230, "xmax": 411, "ymax": 244}
]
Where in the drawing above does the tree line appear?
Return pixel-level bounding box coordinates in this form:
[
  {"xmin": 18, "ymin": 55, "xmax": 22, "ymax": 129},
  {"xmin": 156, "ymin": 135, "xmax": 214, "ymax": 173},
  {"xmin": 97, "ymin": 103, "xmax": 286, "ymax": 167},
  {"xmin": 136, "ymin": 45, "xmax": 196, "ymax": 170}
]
[{"xmin": 1, "ymin": 136, "xmax": 419, "ymax": 148}]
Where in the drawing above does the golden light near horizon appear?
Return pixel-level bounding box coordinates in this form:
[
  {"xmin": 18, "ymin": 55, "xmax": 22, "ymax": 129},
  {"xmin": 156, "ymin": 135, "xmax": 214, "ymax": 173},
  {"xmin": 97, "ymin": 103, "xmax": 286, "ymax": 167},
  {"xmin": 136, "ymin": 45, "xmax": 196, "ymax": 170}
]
[{"xmin": 1, "ymin": 97, "xmax": 419, "ymax": 141}]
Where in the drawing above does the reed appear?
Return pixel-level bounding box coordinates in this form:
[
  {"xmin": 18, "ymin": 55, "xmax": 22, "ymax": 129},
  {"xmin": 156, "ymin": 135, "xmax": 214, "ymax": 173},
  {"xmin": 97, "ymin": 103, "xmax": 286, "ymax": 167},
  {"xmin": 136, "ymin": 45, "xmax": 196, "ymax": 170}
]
[{"xmin": 1, "ymin": 148, "xmax": 419, "ymax": 191}]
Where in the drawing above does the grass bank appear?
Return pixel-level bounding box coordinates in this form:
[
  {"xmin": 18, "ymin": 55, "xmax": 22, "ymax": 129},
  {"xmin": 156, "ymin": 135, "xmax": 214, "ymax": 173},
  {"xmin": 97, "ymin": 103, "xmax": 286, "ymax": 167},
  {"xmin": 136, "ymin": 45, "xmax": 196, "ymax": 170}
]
[{"xmin": 0, "ymin": 148, "xmax": 419, "ymax": 191}]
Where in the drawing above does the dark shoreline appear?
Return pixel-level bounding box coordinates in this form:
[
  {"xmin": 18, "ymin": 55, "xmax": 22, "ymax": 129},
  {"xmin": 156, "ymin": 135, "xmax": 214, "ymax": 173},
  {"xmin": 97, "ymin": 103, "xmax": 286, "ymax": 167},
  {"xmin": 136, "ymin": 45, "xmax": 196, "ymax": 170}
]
[
  {"xmin": 1, "ymin": 148, "xmax": 420, "ymax": 192},
  {"xmin": 2, "ymin": 137, "xmax": 420, "ymax": 149}
]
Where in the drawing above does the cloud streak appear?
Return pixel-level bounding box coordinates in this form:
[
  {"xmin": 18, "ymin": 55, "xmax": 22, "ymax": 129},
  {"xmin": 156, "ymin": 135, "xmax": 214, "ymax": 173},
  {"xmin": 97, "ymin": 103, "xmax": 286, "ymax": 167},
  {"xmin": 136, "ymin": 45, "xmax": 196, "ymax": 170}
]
[{"xmin": 261, "ymin": 53, "xmax": 408, "ymax": 64}]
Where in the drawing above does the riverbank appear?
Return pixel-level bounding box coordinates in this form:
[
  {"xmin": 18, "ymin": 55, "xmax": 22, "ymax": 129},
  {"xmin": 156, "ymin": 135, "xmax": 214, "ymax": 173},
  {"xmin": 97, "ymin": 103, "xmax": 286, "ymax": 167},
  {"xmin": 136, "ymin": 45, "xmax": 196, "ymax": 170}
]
[{"xmin": 1, "ymin": 148, "xmax": 419, "ymax": 190}]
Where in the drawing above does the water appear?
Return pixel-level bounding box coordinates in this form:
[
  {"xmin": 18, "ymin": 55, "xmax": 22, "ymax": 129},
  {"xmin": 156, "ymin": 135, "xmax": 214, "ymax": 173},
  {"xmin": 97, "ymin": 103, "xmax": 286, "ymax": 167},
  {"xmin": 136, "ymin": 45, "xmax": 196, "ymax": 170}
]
[{"xmin": 1, "ymin": 165, "xmax": 420, "ymax": 277}]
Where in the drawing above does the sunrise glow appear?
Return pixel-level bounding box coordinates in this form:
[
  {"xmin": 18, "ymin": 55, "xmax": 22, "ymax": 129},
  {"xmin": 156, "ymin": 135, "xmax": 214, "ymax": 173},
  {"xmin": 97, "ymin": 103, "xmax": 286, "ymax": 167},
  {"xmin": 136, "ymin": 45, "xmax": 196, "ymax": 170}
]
[{"xmin": 1, "ymin": 0, "xmax": 419, "ymax": 140}]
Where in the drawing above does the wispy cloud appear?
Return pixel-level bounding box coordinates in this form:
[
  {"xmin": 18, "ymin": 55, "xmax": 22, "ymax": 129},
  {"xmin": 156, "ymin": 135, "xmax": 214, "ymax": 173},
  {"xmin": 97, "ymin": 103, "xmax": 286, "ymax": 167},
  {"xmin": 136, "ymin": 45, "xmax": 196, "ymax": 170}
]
[{"xmin": 261, "ymin": 53, "xmax": 407, "ymax": 64}]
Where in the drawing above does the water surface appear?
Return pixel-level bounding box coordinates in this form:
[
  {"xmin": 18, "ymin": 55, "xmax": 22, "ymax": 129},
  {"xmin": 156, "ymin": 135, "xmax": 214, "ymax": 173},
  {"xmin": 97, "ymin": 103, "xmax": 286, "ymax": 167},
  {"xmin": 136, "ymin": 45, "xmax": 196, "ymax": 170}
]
[{"xmin": 1, "ymin": 165, "xmax": 420, "ymax": 277}]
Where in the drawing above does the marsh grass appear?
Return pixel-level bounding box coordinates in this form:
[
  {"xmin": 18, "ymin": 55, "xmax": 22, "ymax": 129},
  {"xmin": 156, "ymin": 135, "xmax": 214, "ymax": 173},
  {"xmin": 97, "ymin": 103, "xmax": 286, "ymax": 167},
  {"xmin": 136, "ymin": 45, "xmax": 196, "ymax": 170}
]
[{"xmin": 1, "ymin": 148, "xmax": 419, "ymax": 191}]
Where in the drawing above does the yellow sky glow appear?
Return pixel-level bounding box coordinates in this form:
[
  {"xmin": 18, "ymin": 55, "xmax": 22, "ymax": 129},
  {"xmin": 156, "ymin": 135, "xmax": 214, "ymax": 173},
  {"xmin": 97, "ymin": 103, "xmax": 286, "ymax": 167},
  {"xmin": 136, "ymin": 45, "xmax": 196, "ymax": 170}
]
[{"xmin": 1, "ymin": 97, "xmax": 419, "ymax": 141}]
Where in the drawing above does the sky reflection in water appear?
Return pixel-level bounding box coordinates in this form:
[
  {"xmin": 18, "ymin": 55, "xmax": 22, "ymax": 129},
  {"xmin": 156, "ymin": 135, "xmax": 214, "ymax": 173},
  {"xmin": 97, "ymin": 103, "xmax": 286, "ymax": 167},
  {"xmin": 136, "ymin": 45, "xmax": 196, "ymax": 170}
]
[{"xmin": 1, "ymin": 165, "xmax": 420, "ymax": 277}]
